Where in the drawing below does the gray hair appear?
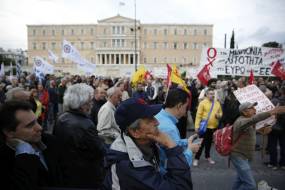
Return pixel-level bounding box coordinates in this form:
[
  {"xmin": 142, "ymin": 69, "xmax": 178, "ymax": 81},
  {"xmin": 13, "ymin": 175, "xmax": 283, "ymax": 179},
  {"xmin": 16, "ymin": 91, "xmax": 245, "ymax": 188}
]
[
  {"xmin": 125, "ymin": 119, "xmax": 141, "ymax": 135},
  {"xmin": 63, "ymin": 83, "xmax": 94, "ymax": 110},
  {"xmin": 5, "ymin": 87, "xmax": 25, "ymax": 101},
  {"xmin": 106, "ymin": 87, "xmax": 120, "ymax": 98}
]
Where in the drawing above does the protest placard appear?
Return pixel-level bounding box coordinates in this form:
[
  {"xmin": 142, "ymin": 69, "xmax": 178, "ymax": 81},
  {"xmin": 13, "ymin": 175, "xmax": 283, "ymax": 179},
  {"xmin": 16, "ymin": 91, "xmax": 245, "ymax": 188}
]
[{"xmin": 233, "ymin": 85, "xmax": 275, "ymax": 130}]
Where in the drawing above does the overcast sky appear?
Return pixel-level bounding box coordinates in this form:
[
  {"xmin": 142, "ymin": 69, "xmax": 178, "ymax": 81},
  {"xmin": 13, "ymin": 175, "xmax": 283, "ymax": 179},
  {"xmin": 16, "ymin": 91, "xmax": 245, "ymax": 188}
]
[{"xmin": 0, "ymin": 0, "xmax": 284, "ymax": 50}]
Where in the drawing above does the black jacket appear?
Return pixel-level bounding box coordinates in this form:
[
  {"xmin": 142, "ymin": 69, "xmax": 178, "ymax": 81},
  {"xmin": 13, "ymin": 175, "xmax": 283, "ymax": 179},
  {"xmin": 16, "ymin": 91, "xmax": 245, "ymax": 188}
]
[
  {"xmin": 53, "ymin": 110, "xmax": 106, "ymax": 189},
  {"xmin": 0, "ymin": 134, "xmax": 62, "ymax": 190}
]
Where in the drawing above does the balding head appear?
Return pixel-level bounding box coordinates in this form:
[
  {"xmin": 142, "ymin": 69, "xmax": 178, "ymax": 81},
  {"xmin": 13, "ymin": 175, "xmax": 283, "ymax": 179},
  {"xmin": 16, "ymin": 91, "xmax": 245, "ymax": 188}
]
[
  {"xmin": 107, "ymin": 87, "xmax": 122, "ymax": 107},
  {"xmin": 5, "ymin": 87, "xmax": 30, "ymax": 101}
]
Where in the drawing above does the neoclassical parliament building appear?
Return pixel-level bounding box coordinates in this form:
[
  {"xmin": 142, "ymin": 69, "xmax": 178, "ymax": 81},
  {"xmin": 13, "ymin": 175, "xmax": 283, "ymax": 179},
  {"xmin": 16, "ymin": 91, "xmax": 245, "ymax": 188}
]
[{"xmin": 27, "ymin": 15, "xmax": 213, "ymax": 76}]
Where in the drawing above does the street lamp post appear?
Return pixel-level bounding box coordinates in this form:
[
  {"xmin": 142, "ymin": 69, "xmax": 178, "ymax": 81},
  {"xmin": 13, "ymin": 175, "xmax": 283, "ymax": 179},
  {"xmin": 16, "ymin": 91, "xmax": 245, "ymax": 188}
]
[{"xmin": 134, "ymin": 0, "xmax": 137, "ymax": 71}]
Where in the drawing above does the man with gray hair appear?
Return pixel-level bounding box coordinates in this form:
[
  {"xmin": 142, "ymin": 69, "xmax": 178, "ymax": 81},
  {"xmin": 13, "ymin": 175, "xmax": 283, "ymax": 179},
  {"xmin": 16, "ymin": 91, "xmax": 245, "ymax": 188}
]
[
  {"xmin": 97, "ymin": 87, "xmax": 122, "ymax": 144},
  {"xmin": 53, "ymin": 83, "xmax": 106, "ymax": 188},
  {"xmin": 5, "ymin": 87, "xmax": 30, "ymax": 101}
]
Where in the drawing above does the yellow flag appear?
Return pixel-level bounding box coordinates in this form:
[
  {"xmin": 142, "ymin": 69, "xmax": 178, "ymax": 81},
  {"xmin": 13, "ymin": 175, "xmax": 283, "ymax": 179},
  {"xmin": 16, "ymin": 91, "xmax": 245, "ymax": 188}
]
[
  {"xmin": 170, "ymin": 65, "xmax": 189, "ymax": 93},
  {"xmin": 131, "ymin": 65, "xmax": 146, "ymax": 86}
]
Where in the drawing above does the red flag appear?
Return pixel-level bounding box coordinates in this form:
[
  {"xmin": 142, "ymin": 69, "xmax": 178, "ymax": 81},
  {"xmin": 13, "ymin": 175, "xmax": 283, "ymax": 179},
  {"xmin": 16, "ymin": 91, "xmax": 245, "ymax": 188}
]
[
  {"xmin": 197, "ymin": 64, "xmax": 211, "ymax": 86},
  {"xmin": 271, "ymin": 60, "xmax": 285, "ymax": 80},
  {"xmin": 248, "ymin": 69, "xmax": 254, "ymax": 85},
  {"xmin": 144, "ymin": 71, "xmax": 152, "ymax": 80},
  {"xmin": 166, "ymin": 64, "xmax": 172, "ymax": 87}
]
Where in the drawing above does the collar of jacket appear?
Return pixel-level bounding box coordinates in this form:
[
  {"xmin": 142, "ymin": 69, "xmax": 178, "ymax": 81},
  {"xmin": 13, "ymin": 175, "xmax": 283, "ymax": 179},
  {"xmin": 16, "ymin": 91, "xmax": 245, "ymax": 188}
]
[
  {"xmin": 67, "ymin": 109, "xmax": 89, "ymax": 118},
  {"xmin": 160, "ymin": 109, "xmax": 178, "ymax": 124},
  {"xmin": 110, "ymin": 133, "xmax": 153, "ymax": 168}
]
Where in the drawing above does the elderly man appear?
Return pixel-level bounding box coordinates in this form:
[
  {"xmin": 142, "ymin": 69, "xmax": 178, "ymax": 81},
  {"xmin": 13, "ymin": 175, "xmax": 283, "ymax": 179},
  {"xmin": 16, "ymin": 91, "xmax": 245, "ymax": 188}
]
[
  {"xmin": 103, "ymin": 98, "xmax": 194, "ymax": 190},
  {"xmin": 231, "ymin": 102, "xmax": 285, "ymax": 190},
  {"xmin": 0, "ymin": 100, "xmax": 62, "ymax": 189},
  {"xmin": 53, "ymin": 83, "xmax": 106, "ymax": 189},
  {"xmin": 5, "ymin": 87, "xmax": 30, "ymax": 101},
  {"xmin": 97, "ymin": 87, "xmax": 122, "ymax": 144},
  {"xmin": 90, "ymin": 87, "xmax": 107, "ymax": 126}
]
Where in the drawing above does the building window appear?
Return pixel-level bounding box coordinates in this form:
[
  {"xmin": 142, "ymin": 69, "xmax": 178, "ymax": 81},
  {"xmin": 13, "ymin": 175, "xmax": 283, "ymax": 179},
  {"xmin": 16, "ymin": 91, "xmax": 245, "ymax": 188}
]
[
  {"xmin": 184, "ymin": 42, "xmax": 188, "ymax": 49},
  {"xmin": 81, "ymin": 29, "xmax": 84, "ymax": 35},
  {"xmin": 153, "ymin": 42, "xmax": 157, "ymax": 49},
  {"xmin": 174, "ymin": 57, "xmax": 177, "ymax": 63},
  {"xmin": 104, "ymin": 28, "xmax": 107, "ymax": 34},
  {"xmin": 154, "ymin": 29, "xmax": 157, "ymax": 35},
  {"xmin": 204, "ymin": 29, "xmax": 207, "ymax": 35},
  {"xmin": 143, "ymin": 42, "xmax": 147, "ymax": 48},
  {"xmin": 33, "ymin": 43, "xmax": 37, "ymax": 50},
  {"xmin": 61, "ymin": 29, "xmax": 64, "ymax": 36},
  {"xmin": 71, "ymin": 42, "xmax": 75, "ymax": 46},
  {"xmin": 173, "ymin": 42, "xmax": 178, "ymax": 49},
  {"xmin": 52, "ymin": 30, "xmax": 55, "ymax": 36},
  {"xmin": 33, "ymin": 29, "xmax": 36, "ymax": 36},
  {"xmin": 174, "ymin": 29, "xmax": 177, "ymax": 35},
  {"xmin": 62, "ymin": 58, "xmax": 65, "ymax": 63},
  {"xmin": 42, "ymin": 30, "xmax": 46, "ymax": 36},
  {"xmin": 184, "ymin": 29, "xmax": 187, "ymax": 35},
  {"xmin": 90, "ymin": 42, "xmax": 94, "ymax": 49},
  {"xmin": 183, "ymin": 57, "xmax": 187, "ymax": 63},
  {"xmin": 104, "ymin": 41, "xmax": 107, "ymax": 47},
  {"xmin": 121, "ymin": 26, "xmax": 125, "ymax": 34},
  {"xmin": 51, "ymin": 42, "xmax": 56, "ymax": 50},
  {"xmin": 90, "ymin": 28, "xmax": 94, "ymax": 35},
  {"xmin": 164, "ymin": 57, "xmax": 167, "ymax": 63},
  {"xmin": 194, "ymin": 29, "xmax": 197, "ymax": 36},
  {"xmin": 121, "ymin": 39, "xmax": 125, "ymax": 47},
  {"xmin": 112, "ymin": 39, "xmax": 115, "ymax": 47},
  {"xmin": 193, "ymin": 43, "xmax": 197, "ymax": 49},
  {"xmin": 144, "ymin": 57, "xmax": 147, "ymax": 63},
  {"xmin": 81, "ymin": 42, "xmax": 84, "ymax": 50},
  {"xmin": 131, "ymin": 41, "xmax": 134, "ymax": 48},
  {"xmin": 144, "ymin": 29, "xmax": 147, "ymax": 35},
  {"xmin": 117, "ymin": 26, "xmax": 120, "ymax": 34},
  {"xmin": 154, "ymin": 57, "xmax": 157, "ymax": 63},
  {"xmin": 203, "ymin": 43, "xmax": 207, "ymax": 47},
  {"xmin": 42, "ymin": 42, "xmax": 46, "ymax": 50},
  {"xmin": 164, "ymin": 29, "xmax": 168, "ymax": 35},
  {"xmin": 112, "ymin": 26, "xmax": 116, "ymax": 34},
  {"xmin": 164, "ymin": 42, "xmax": 168, "ymax": 49}
]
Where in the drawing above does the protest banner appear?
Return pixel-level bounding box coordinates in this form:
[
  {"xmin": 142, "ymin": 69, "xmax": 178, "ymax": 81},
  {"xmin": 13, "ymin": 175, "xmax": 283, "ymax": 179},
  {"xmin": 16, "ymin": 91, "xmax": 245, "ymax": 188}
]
[
  {"xmin": 62, "ymin": 39, "xmax": 87, "ymax": 65},
  {"xmin": 33, "ymin": 56, "xmax": 54, "ymax": 75},
  {"xmin": 200, "ymin": 47, "xmax": 285, "ymax": 77},
  {"xmin": 233, "ymin": 85, "xmax": 275, "ymax": 130},
  {"xmin": 48, "ymin": 50, "xmax": 58, "ymax": 63}
]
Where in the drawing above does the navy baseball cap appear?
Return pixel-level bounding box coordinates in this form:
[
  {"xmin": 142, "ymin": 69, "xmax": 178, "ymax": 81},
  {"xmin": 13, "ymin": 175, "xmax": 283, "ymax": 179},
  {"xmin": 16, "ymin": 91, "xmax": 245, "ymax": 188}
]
[{"xmin": 115, "ymin": 98, "xmax": 162, "ymax": 131}]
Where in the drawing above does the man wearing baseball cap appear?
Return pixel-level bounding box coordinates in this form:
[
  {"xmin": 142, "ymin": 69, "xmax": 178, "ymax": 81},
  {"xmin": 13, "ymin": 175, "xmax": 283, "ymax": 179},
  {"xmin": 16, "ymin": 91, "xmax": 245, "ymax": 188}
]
[
  {"xmin": 230, "ymin": 101, "xmax": 285, "ymax": 190},
  {"xmin": 103, "ymin": 98, "xmax": 193, "ymax": 190}
]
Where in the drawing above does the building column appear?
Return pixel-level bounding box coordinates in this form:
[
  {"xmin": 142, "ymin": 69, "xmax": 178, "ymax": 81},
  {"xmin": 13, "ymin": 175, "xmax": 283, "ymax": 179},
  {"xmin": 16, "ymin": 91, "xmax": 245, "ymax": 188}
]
[
  {"xmin": 96, "ymin": 54, "xmax": 99, "ymax": 64},
  {"xmin": 104, "ymin": 54, "xmax": 107, "ymax": 64},
  {"xmin": 109, "ymin": 54, "xmax": 112, "ymax": 64},
  {"xmin": 123, "ymin": 53, "xmax": 126, "ymax": 65},
  {"xmin": 119, "ymin": 53, "xmax": 121, "ymax": 64},
  {"xmin": 100, "ymin": 54, "xmax": 102, "ymax": 64},
  {"xmin": 128, "ymin": 54, "xmax": 131, "ymax": 64}
]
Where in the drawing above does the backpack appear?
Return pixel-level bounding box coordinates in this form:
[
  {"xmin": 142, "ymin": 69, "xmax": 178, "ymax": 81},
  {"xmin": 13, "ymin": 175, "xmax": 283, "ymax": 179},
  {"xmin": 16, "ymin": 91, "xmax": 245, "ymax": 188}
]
[{"xmin": 213, "ymin": 124, "xmax": 244, "ymax": 156}]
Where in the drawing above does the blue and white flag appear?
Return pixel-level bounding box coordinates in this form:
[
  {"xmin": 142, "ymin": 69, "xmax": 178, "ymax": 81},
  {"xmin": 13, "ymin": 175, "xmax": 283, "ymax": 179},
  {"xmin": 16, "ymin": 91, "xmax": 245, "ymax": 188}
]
[
  {"xmin": 62, "ymin": 39, "xmax": 86, "ymax": 65},
  {"xmin": 0, "ymin": 63, "xmax": 5, "ymax": 76},
  {"xmin": 48, "ymin": 50, "xmax": 58, "ymax": 63},
  {"xmin": 33, "ymin": 56, "xmax": 54, "ymax": 76},
  {"xmin": 16, "ymin": 61, "xmax": 22, "ymax": 78}
]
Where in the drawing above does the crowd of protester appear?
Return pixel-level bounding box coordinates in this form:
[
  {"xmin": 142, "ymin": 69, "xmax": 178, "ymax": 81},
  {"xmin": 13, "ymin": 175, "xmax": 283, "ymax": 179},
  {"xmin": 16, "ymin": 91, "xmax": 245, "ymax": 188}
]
[{"xmin": 0, "ymin": 71, "xmax": 284, "ymax": 190}]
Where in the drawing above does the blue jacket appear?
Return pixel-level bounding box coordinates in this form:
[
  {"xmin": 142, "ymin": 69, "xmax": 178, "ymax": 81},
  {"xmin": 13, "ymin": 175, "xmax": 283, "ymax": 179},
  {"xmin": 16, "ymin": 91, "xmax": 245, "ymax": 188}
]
[
  {"xmin": 103, "ymin": 134, "xmax": 193, "ymax": 190},
  {"xmin": 155, "ymin": 109, "xmax": 193, "ymax": 172}
]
